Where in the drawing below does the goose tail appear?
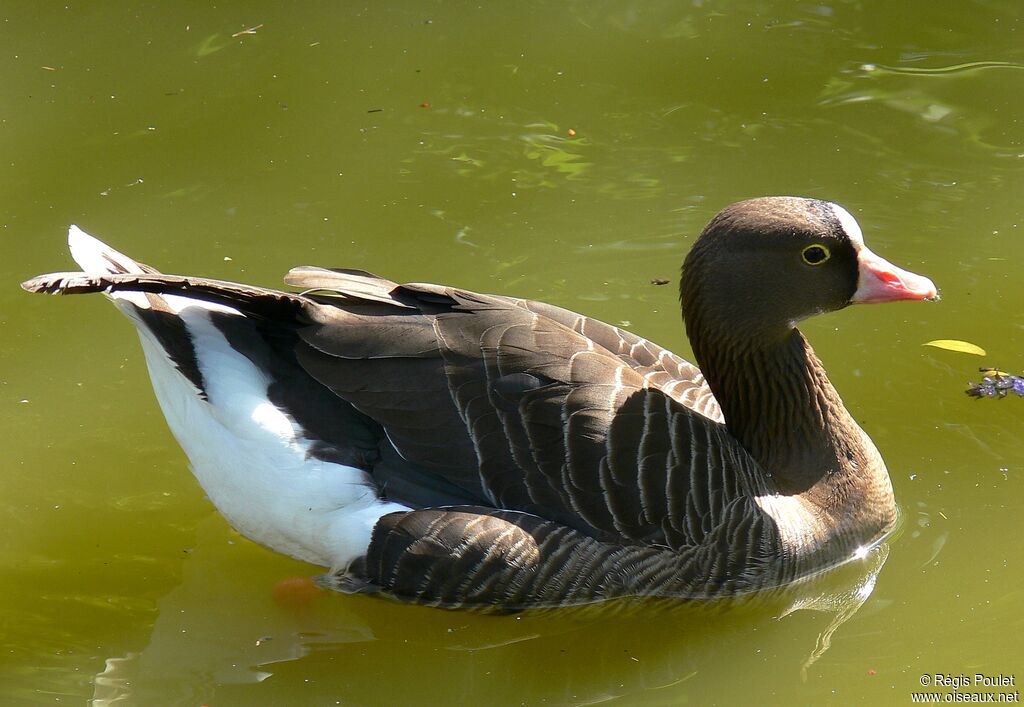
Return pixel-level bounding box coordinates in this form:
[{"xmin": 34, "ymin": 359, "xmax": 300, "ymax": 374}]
[
  {"xmin": 22, "ymin": 226, "xmax": 162, "ymax": 313},
  {"xmin": 23, "ymin": 227, "xmax": 406, "ymax": 570}
]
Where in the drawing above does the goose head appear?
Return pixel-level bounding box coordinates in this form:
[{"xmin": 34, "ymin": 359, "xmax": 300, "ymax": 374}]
[{"xmin": 680, "ymin": 196, "xmax": 937, "ymax": 346}]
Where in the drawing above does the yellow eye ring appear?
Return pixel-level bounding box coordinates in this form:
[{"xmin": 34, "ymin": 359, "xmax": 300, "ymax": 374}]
[{"xmin": 802, "ymin": 244, "xmax": 831, "ymax": 265}]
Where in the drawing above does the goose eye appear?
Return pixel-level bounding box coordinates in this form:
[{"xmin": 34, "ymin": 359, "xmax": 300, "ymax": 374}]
[{"xmin": 801, "ymin": 244, "xmax": 830, "ymax": 266}]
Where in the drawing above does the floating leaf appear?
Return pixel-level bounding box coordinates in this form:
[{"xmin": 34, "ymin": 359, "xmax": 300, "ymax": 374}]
[{"xmin": 923, "ymin": 339, "xmax": 987, "ymax": 356}]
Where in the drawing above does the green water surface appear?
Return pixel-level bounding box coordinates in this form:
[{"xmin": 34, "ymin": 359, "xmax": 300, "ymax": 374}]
[{"xmin": 1, "ymin": 2, "xmax": 1022, "ymax": 704}]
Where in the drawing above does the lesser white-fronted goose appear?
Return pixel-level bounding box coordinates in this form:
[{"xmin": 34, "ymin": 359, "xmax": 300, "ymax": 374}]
[{"xmin": 22, "ymin": 197, "xmax": 936, "ymax": 609}]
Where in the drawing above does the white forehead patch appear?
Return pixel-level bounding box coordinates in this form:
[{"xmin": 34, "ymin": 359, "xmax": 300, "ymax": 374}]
[{"xmin": 828, "ymin": 203, "xmax": 865, "ymax": 249}]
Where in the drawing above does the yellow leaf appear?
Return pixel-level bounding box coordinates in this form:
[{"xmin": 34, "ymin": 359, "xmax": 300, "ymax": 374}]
[{"xmin": 923, "ymin": 339, "xmax": 987, "ymax": 356}]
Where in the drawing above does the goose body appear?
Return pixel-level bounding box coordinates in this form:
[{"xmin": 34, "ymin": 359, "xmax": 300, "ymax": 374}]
[{"xmin": 23, "ymin": 197, "xmax": 936, "ymax": 608}]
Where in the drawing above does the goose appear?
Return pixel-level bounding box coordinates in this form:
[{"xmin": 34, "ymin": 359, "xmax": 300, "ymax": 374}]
[{"xmin": 22, "ymin": 197, "xmax": 937, "ymax": 609}]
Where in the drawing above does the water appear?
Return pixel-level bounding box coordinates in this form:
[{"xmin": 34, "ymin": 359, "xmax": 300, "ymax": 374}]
[{"xmin": 2, "ymin": 1, "xmax": 1022, "ymax": 703}]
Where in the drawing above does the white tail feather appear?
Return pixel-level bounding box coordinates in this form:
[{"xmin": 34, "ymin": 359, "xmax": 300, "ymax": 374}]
[{"xmin": 68, "ymin": 225, "xmax": 148, "ymax": 275}]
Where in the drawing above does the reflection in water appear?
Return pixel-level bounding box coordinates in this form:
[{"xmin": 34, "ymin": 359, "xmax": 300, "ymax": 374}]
[
  {"xmin": 779, "ymin": 545, "xmax": 890, "ymax": 679},
  {"xmin": 92, "ymin": 517, "xmax": 891, "ymax": 704}
]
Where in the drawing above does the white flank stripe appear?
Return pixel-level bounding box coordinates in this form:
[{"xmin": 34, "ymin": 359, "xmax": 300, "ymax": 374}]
[
  {"xmin": 754, "ymin": 494, "xmax": 821, "ymax": 554},
  {"xmin": 131, "ymin": 302, "xmax": 411, "ymax": 569}
]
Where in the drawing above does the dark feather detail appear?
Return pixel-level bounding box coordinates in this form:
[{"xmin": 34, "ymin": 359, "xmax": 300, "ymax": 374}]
[
  {"xmin": 514, "ymin": 299, "xmax": 722, "ymax": 423},
  {"xmin": 208, "ymin": 311, "xmax": 381, "ymax": 467},
  {"xmin": 284, "ymin": 266, "xmax": 416, "ymax": 309},
  {"xmin": 323, "ymin": 504, "xmax": 789, "ymax": 609},
  {"xmin": 21, "ymin": 272, "xmax": 314, "ymax": 323},
  {"xmin": 134, "ymin": 302, "xmax": 208, "ymax": 399}
]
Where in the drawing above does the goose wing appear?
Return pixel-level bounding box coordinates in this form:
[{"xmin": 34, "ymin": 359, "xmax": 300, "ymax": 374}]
[
  {"xmin": 286, "ymin": 266, "xmax": 723, "ymax": 423},
  {"xmin": 286, "ymin": 268, "xmax": 759, "ymax": 548}
]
